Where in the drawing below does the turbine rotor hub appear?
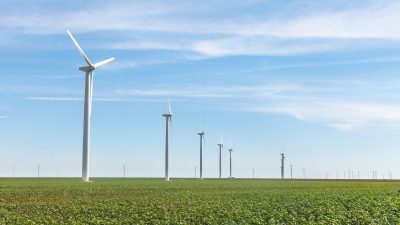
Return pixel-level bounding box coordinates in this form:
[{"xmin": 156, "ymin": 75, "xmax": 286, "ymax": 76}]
[{"xmin": 79, "ymin": 66, "xmax": 95, "ymax": 73}]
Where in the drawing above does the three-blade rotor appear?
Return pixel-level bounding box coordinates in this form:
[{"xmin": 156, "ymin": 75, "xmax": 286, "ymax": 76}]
[{"xmin": 67, "ymin": 29, "xmax": 115, "ymax": 70}]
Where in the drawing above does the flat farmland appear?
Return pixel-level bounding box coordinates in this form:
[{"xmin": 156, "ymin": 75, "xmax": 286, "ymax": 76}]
[{"xmin": 1, "ymin": 178, "xmax": 400, "ymax": 224}]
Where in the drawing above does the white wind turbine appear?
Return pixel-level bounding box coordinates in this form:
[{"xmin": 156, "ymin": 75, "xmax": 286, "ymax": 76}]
[
  {"xmin": 197, "ymin": 130, "xmax": 205, "ymax": 180},
  {"xmin": 228, "ymin": 139, "xmax": 233, "ymax": 179},
  {"xmin": 67, "ymin": 30, "xmax": 115, "ymax": 182},
  {"xmin": 217, "ymin": 134, "xmax": 223, "ymax": 179},
  {"xmin": 162, "ymin": 101, "xmax": 173, "ymax": 181}
]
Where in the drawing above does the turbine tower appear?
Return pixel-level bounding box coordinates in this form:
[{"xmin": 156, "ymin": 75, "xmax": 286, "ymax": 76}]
[
  {"xmin": 197, "ymin": 131, "xmax": 205, "ymax": 179},
  {"xmin": 67, "ymin": 30, "xmax": 115, "ymax": 182},
  {"xmin": 290, "ymin": 164, "xmax": 293, "ymax": 179},
  {"xmin": 162, "ymin": 101, "xmax": 172, "ymax": 181},
  {"xmin": 228, "ymin": 147, "xmax": 233, "ymax": 178},
  {"xmin": 217, "ymin": 135, "xmax": 223, "ymax": 179},
  {"xmin": 123, "ymin": 164, "xmax": 126, "ymax": 178},
  {"xmin": 280, "ymin": 153, "xmax": 285, "ymax": 179}
]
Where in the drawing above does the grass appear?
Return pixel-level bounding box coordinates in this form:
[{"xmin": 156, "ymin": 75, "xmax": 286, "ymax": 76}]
[{"xmin": 0, "ymin": 178, "xmax": 400, "ymax": 224}]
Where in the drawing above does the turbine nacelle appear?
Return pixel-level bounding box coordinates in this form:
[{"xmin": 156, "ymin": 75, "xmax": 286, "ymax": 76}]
[
  {"xmin": 162, "ymin": 113, "xmax": 172, "ymax": 118},
  {"xmin": 79, "ymin": 66, "xmax": 95, "ymax": 73}
]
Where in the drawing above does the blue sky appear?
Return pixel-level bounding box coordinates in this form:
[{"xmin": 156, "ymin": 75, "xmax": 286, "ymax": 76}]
[{"xmin": 1, "ymin": 0, "xmax": 400, "ymax": 179}]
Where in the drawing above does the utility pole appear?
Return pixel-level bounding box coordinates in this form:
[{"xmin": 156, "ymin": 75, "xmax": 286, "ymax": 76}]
[
  {"xmin": 37, "ymin": 163, "xmax": 40, "ymax": 178},
  {"xmin": 280, "ymin": 153, "xmax": 285, "ymax": 179}
]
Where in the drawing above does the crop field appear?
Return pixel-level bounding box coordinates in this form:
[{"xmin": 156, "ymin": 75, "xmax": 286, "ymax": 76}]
[{"xmin": 0, "ymin": 179, "xmax": 400, "ymax": 224}]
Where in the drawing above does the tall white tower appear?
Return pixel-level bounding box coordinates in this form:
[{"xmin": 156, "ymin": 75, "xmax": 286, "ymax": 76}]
[{"xmin": 162, "ymin": 102, "xmax": 172, "ymax": 181}]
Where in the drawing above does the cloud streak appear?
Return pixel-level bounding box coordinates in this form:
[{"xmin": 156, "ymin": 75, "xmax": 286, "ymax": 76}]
[
  {"xmin": 113, "ymin": 84, "xmax": 303, "ymax": 98},
  {"xmin": 3, "ymin": 1, "xmax": 400, "ymax": 56},
  {"xmin": 250, "ymin": 101, "xmax": 400, "ymax": 131},
  {"xmin": 24, "ymin": 79, "xmax": 400, "ymax": 132},
  {"xmin": 244, "ymin": 2, "xmax": 400, "ymax": 39},
  {"xmin": 112, "ymin": 80, "xmax": 400, "ymax": 132},
  {"xmin": 27, "ymin": 96, "xmax": 82, "ymax": 101}
]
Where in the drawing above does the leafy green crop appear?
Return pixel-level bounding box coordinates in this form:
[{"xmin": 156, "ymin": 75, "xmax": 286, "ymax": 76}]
[{"xmin": 0, "ymin": 178, "xmax": 400, "ymax": 224}]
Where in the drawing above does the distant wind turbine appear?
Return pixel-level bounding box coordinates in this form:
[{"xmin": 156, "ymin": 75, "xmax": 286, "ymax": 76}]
[
  {"xmin": 197, "ymin": 130, "xmax": 205, "ymax": 180},
  {"xmin": 123, "ymin": 164, "xmax": 126, "ymax": 178},
  {"xmin": 228, "ymin": 139, "xmax": 233, "ymax": 179},
  {"xmin": 290, "ymin": 164, "xmax": 293, "ymax": 179},
  {"xmin": 280, "ymin": 153, "xmax": 285, "ymax": 179},
  {"xmin": 162, "ymin": 101, "xmax": 173, "ymax": 181},
  {"xmin": 67, "ymin": 30, "xmax": 115, "ymax": 182},
  {"xmin": 217, "ymin": 135, "xmax": 223, "ymax": 179}
]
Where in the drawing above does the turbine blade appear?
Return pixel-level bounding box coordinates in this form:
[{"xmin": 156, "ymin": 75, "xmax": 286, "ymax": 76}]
[
  {"xmin": 66, "ymin": 30, "xmax": 93, "ymax": 66},
  {"xmin": 168, "ymin": 99, "xmax": 172, "ymax": 115},
  {"xmin": 93, "ymin": 57, "xmax": 115, "ymax": 68},
  {"xmin": 203, "ymin": 133, "xmax": 206, "ymax": 151}
]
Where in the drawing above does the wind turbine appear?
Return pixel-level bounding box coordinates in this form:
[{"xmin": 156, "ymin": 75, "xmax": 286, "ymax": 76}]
[
  {"xmin": 123, "ymin": 164, "xmax": 126, "ymax": 178},
  {"xmin": 217, "ymin": 135, "xmax": 223, "ymax": 179},
  {"xmin": 162, "ymin": 101, "xmax": 172, "ymax": 181},
  {"xmin": 67, "ymin": 30, "xmax": 115, "ymax": 182},
  {"xmin": 197, "ymin": 130, "xmax": 205, "ymax": 179},
  {"xmin": 228, "ymin": 140, "xmax": 233, "ymax": 178},
  {"xmin": 290, "ymin": 164, "xmax": 293, "ymax": 179},
  {"xmin": 280, "ymin": 153, "xmax": 285, "ymax": 179}
]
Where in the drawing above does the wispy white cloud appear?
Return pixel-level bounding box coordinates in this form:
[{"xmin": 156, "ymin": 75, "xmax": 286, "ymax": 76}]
[
  {"xmin": 191, "ymin": 36, "xmax": 350, "ymax": 56},
  {"xmin": 248, "ymin": 101, "xmax": 400, "ymax": 132},
  {"xmin": 24, "ymin": 84, "xmax": 303, "ymax": 102},
  {"xmin": 3, "ymin": 1, "xmax": 400, "ymax": 56},
  {"xmin": 26, "ymin": 96, "xmax": 169, "ymax": 103},
  {"xmin": 113, "ymin": 84, "xmax": 303, "ymax": 98},
  {"xmin": 27, "ymin": 96, "xmax": 82, "ymax": 101},
  {"xmin": 24, "ymin": 79, "xmax": 400, "ymax": 132},
  {"xmin": 243, "ymin": 2, "xmax": 400, "ymax": 39},
  {"xmin": 4, "ymin": 1, "xmax": 400, "ymax": 38},
  {"xmin": 328, "ymin": 123, "xmax": 358, "ymax": 132},
  {"xmin": 112, "ymin": 80, "xmax": 400, "ymax": 132}
]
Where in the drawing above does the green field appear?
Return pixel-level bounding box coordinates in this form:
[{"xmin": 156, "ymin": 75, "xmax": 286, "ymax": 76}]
[{"xmin": 1, "ymin": 178, "xmax": 400, "ymax": 224}]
